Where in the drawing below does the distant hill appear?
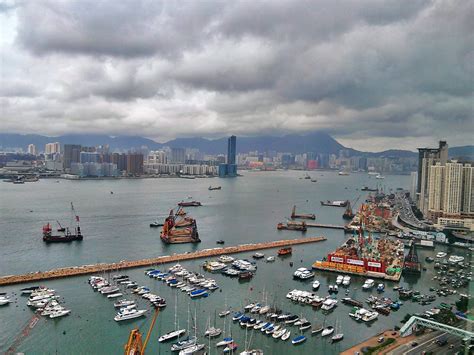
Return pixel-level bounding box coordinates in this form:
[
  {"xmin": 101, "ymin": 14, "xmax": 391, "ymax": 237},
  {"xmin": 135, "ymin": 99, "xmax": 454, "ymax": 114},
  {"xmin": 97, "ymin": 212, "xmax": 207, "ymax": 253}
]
[
  {"xmin": 0, "ymin": 132, "xmax": 471, "ymax": 159},
  {"xmin": 0, "ymin": 134, "xmax": 162, "ymax": 152}
]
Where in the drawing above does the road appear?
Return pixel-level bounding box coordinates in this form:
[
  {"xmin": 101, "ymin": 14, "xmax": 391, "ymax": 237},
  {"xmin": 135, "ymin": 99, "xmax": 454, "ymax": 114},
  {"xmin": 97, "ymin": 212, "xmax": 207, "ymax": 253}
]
[{"xmin": 388, "ymin": 331, "xmax": 464, "ymax": 355}]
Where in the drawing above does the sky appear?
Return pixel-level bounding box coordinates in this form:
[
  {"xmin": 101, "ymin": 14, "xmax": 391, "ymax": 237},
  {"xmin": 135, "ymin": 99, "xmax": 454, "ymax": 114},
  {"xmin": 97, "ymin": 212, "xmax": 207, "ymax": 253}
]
[{"xmin": 0, "ymin": 0, "xmax": 472, "ymax": 151}]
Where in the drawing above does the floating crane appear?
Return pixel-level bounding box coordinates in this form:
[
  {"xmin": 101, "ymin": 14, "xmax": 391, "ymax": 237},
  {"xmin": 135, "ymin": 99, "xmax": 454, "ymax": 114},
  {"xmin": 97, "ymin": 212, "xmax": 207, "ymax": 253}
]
[
  {"xmin": 343, "ymin": 195, "xmax": 361, "ymax": 220},
  {"xmin": 290, "ymin": 205, "xmax": 316, "ymax": 220},
  {"xmin": 124, "ymin": 308, "xmax": 160, "ymax": 355}
]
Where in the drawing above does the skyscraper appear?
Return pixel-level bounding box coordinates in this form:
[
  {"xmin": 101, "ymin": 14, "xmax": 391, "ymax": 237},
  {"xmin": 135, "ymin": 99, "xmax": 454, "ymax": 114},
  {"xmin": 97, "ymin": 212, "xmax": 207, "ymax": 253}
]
[
  {"xmin": 227, "ymin": 135, "xmax": 236, "ymax": 165},
  {"xmin": 219, "ymin": 135, "xmax": 237, "ymax": 178},
  {"xmin": 64, "ymin": 144, "xmax": 82, "ymax": 169},
  {"xmin": 126, "ymin": 153, "xmax": 144, "ymax": 175},
  {"xmin": 170, "ymin": 147, "xmax": 186, "ymax": 163}
]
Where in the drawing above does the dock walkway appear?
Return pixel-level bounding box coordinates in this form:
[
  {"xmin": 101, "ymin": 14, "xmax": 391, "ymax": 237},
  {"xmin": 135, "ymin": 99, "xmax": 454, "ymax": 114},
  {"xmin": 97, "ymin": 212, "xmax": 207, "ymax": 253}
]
[{"xmin": 0, "ymin": 236, "xmax": 326, "ymax": 286}]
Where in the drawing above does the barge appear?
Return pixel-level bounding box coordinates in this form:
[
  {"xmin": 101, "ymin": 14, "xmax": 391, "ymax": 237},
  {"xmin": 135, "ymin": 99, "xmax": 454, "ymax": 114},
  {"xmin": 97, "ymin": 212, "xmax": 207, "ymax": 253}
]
[
  {"xmin": 290, "ymin": 206, "xmax": 316, "ymax": 220},
  {"xmin": 42, "ymin": 203, "xmax": 83, "ymax": 243},
  {"xmin": 160, "ymin": 209, "xmax": 200, "ymax": 244},
  {"xmin": 320, "ymin": 200, "xmax": 348, "ymax": 207}
]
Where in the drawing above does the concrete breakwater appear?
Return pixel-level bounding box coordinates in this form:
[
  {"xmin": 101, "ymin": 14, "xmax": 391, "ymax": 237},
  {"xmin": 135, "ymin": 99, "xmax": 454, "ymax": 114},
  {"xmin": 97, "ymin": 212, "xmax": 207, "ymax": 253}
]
[{"xmin": 0, "ymin": 236, "xmax": 326, "ymax": 286}]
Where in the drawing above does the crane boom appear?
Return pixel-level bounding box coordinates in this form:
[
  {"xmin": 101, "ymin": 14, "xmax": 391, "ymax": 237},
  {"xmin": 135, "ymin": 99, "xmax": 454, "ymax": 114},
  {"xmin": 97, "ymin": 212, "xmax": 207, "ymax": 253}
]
[{"xmin": 124, "ymin": 308, "xmax": 159, "ymax": 355}]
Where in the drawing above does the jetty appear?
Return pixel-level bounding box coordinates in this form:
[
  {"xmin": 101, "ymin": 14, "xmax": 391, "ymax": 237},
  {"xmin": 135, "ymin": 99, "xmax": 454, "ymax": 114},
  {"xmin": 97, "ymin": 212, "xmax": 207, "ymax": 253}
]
[{"xmin": 0, "ymin": 236, "xmax": 326, "ymax": 286}]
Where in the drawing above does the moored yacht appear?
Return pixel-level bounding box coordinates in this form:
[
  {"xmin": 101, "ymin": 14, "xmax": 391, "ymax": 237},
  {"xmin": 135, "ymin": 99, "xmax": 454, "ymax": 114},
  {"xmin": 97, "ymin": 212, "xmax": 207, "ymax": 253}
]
[
  {"xmin": 159, "ymin": 329, "xmax": 187, "ymax": 342},
  {"xmin": 114, "ymin": 309, "xmax": 147, "ymax": 322}
]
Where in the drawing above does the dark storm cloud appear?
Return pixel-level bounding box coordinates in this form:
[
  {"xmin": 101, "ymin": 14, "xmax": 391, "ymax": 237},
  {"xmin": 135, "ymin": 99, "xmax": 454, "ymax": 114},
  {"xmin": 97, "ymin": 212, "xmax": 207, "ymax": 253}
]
[{"xmin": 2, "ymin": 0, "xmax": 473, "ymax": 150}]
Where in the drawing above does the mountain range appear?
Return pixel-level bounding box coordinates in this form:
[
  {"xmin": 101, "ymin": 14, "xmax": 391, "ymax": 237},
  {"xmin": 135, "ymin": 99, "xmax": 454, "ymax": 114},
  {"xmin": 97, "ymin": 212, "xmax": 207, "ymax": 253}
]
[{"xmin": 0, "ymin": 132, "xmax": 472, "ymax": 159}]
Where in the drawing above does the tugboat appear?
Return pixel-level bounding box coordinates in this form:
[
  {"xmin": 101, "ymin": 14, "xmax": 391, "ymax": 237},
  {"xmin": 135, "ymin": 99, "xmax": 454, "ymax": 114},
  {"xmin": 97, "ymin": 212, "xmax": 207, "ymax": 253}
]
[
  {"xmin": 342, "ymin": 201, "xmax": 355, "ymax": 220},
  {"xmin": 43, "ymin": 203, "xmax": 83, "ymax": 243}
]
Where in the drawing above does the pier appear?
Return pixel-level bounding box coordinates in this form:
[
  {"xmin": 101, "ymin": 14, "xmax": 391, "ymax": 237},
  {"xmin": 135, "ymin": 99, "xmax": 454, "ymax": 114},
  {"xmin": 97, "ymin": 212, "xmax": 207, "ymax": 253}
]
[
  {"xmin": 0, "ymin": 236, "xmax": 326, "ymax": 286},
  {"xmin": 305, "ymin": 223, "xmax": 346, "ymax": 230}
]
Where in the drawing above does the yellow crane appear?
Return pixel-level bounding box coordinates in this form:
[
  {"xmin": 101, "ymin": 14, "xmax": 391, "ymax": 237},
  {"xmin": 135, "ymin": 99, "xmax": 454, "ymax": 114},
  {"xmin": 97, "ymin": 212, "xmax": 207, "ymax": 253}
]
[{"xmin": 124, "ymin": 308, "xmax": 159, "ymax": 355}]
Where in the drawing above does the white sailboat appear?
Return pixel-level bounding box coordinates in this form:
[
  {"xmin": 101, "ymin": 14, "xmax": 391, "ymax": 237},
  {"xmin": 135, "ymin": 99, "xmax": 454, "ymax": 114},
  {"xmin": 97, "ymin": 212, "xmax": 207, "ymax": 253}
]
[{"xmin": 159, "ymin": 292, "xmax": 186, "ymax": 342}]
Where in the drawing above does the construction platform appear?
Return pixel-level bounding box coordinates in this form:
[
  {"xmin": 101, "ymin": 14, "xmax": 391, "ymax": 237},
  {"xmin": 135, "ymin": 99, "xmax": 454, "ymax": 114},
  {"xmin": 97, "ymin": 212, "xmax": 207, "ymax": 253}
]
[{"xmin": 0, "ymin": 236, "xmax": 326, "ymax": 286}]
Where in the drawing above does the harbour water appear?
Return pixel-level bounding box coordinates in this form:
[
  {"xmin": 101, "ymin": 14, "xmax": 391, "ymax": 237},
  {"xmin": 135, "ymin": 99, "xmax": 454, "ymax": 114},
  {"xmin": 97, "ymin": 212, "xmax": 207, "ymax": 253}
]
[{"xmin": 0, "ymin": 171, "xmax": 470, "ymax": 354}]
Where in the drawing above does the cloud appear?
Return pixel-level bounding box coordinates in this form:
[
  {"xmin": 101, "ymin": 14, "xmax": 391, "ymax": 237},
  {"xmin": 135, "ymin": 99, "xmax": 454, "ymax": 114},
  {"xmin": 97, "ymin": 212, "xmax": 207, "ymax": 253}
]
[{"xmin": 0, "ymin": 0, "xmax": 472, "ymax": 151}]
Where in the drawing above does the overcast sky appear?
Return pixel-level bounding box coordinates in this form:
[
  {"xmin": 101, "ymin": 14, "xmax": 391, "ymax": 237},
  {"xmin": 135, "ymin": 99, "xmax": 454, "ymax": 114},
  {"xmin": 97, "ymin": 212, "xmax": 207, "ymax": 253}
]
[{"xmin": 0, "ymin": 0, "xmax": 472, "ymax": 151}]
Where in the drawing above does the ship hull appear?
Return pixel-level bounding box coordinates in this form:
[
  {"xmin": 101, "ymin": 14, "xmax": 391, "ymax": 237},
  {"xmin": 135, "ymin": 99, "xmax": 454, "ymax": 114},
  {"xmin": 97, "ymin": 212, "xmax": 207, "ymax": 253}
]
[{"xmin": 43, "ymin": 235, "xmax": 83, "ymax": 243}]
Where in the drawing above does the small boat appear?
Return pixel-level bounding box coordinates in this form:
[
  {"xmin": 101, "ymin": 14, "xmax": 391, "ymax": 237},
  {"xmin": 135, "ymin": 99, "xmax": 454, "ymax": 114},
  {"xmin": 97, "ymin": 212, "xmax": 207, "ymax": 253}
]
[
  {"xmin": 107, "ymin": 292, "xmax": 123, "ymax": 299},
  {"xmin": 281, "ymin": 330, "xmax": 291, "ymax": 341},
  {"xmin": 321, "ymin": 326, "xmax": 334, "ymax": 337},
  {"xmin": 362, "ymin": 279, "xmax": 375, "ymax": 290},
  {"xmin": 219, "ymin": 310, "xmax": 231, "ymax": 317},
  {"xmin": 223, "ymin": 342, "xmax": 238, "ymax": 353},
  {"xmin": 299, "ymin": 321, "xmax": 312, "ymax": 331},
  {"xmin": 114, "ymin": 309, "xmax": 147, "ymax": 322},
  {"xmin": 170, "ymin": 336, "xmax": 197, "ymax": 351},
  {"xmin": 158, "ymin": 329, "xmax": 187, "ymax": 342},
  {"xmin": 238, "ymin": 271, "xmax": 253, "ymax": 280},
  {"xmin": 232, "ymin": 312, "xmax": 244, "ymax": 321},
  {"xmin": 49, "ymin": 309, "xmax": 71, "ymax": 318},
  {"xmin": 277, "ymin": 247, "xmax": 292, "ymax": 256},
  {"xmin": 332, "ymin": 333, "xmax": 344, "ymax": 342},
  {"xmin": 377, "ymin": 283, "xmax": 385, "ymax": 293},
  {"xmin": 208, "ymin": 186, "xmax": 221, "ymax": 190},
  {"xmin": 436, "ymin": 252, "xmax": 447, "ymax": 258},
  {"xmin": 189, "ymin": 289, "xmax": 208, "ymax": 298},
  {"xmin": 205, "ymin": 326, "xmax": 222, "ymax": 338},
  {"xmin": 150, "ymin": 221, "xmax": 164, "ymax": 228},
  {"xmin": 266, "ymin": 256, "xmax": 275, "ymax": 262},
  {"xmin": 312, "ymin": 280, "xmax": 320, "ymax": 290},
  {"xmin": 291, "ymin": 335, "xmax": 306, "ymax": 345},
  {"xmin": 216, "ymin": 240, "xmax": 225, "ymax": 245},
  {"xmin": 179, "ymin": 343, "xmax": 205, "ymax": 354},
  {"xmin": 253, "ymin": 252, "xmax": 265, "ymax": 259},
  {"xmin": 20, "ymin": 286, "xmax": 40, "ymax": 295},
  {"xmin": 216, "ymin": 337, "xmax": 234, "ymax": 347},
  {"xmin": 311, "ymin": 325, "xmax": 323, "ymax": 335},
  {"xmin": 0, "ymin": 297, "xmax": 11, "ymax": 306}
]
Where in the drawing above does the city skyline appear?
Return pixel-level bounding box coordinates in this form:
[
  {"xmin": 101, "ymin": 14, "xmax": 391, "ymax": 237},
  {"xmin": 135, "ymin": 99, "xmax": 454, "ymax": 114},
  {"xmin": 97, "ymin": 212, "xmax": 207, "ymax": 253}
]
[{"xmin": 1, "ymin": 0, "xmax": 472, "ymax": 151}]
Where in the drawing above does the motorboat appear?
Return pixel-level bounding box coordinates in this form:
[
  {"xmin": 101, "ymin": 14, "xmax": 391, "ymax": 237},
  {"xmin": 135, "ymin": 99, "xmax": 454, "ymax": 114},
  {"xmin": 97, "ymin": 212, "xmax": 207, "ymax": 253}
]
[
  {"xmin": 114, "ymin": 299, "xmax": 135, "ymax": 308},
  {"xmin": 436, "ymin": 252, "xmax": 447, "ymax": 258},
  {"xmin": 240, "ymin": 350, "xmax": 263, "ymax": 355},
  {"xmin": 170, "ymin": 336, "xmax": 197, "ymax": 351},
  {"xmin": 158, "ymin": 329, "xmax": 186, "ymax": 342},
  {"xmin": 284, "ymin": 315, "xmax": 299, "ymax": 324},
  {"xmin": 281, "ymin": 330, "xmax": 291, "ymax": 341},
  {"xmin": 259, "ymin": 305, "xmax": 270, "ymax": 314},
  {"xmin": 299, "ymin": 321, "xmax": 312, "ymax": 331},
  {"xmin": 332, "ymin": 333, "xmax": 344, "ymax": 342},
  {"xmin": 0, "ymin": 296, "xmax": 11, "ymax": 306},
  {"xmin": 189, "ymin": 289, "xmax": 207, "ymax": 298},
  {"xmin": 362, "ymin": 279, "xmax": 375, "ymax": 290},
  {"xmin": 377, "ymin": 284, "xmax": 385, "ymax": 293},
  {"xmin": 219, "ymin": 310, "xmax": 231, "ymax": 317},
  {"xmin": 49, "ymin": 309, "xmax": 71, "ymax": 318},
  {"xmin": 218, "ymin": 255, "xmax": 235, "ymax": 263},
  {"xmin": 266, "ymin": 256, "xmax": 275, "ymax": 262},
  {"xmin": 114, "ymin": 309, "xmax": 147, "ymax": 322},
  {"xmin": 448, "ymin": 255, "xmax": 464, "ymax": 264},
  {"xmin": 342, "ymin": 275, "xmax": 351, "ymax": 286},
  {"xmin": 311, "ymin": 325, "xmax": 323, "ymax": 335},
  {"xmin": 107, "ymin": 293, "xmax": 123, "ymax": 299},
  {"xmin": 272, "ymin": 328, "xmax": 286, "ymax": 339},
  {"xmin": 244, "ymin": 303, "xmax": 256, "ymax": 311},
  {"xmin": 336, "ymin": 275, "xmax": 344, "ymax": 285},
  {"xmin": 232, "ymin": 312, "xmax": 244, "ymax": 321},
  {"xmin": 291, "ymin": 335, "xmax": 306, "ymax": 345},
  {"xmin": 312, "ymin": 280, "xmax": 320, "ymax": 290},
  {"xmin": 20, "ymin": 286, "xmax": 41, "ymax": 295},
  {"xmin": 321, "ymin": 299, "xmax": 337, "ymax": 311},
  {"xmin": 253, "ymin": 252, "xmax": 265, "ymax": 259},
  {"xmin": 321, "ymin": 326, "xmax": 334, "ymax": 337}
]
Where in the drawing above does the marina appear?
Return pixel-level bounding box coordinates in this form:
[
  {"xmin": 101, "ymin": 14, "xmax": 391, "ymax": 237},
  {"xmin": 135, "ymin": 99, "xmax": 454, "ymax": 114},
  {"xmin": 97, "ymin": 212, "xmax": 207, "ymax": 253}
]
[{"xmin": 0, "ymin": 171, "xmax": 471, "ymax": 354}]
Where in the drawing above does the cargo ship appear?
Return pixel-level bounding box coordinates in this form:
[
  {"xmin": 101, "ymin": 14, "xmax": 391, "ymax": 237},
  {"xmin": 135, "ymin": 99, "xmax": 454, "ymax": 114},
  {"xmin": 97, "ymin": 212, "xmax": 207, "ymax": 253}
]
[
  {"xmin": 43, "ymin": 203, "xmax": 83, "ymax": 243},
  {"xmin": 402, "ymin": 242, "xmax": 422, "ymax": 275},
  {"xmin": 178, "ymin": 201, "xmax": 202, "ymax": 207},
  {"xmin": 160, "ymin": 209, "xmax": 200, "ymax": 244},
  {"xmin": 320, "ymin": 200, "xmax": 348, "ymax": 207}
]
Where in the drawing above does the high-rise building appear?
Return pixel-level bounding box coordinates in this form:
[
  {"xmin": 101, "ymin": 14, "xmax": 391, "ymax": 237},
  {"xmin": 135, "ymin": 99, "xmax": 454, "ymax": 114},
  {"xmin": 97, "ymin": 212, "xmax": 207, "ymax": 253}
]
[
  {"xmin": 64, "ymin": 144, "xmax": 82, "ymax": 169},
  {"xmin": 227, "ymin": 136, "xmax": 236, "ymax": 165},
  {"xmin": 170, "ymin": 147, "xmax": 186, "ymax": 163},
  {"xmin": 27, "ymin": 144, "xmax": 37, "ymax": 156},
  {"xmin": 112, "ymin": 153, "xmax": 128, "ymax": 172},
  {"xmin": 410, "ymin": 171, "xmax": 418, "ymax": 199},
  {"xmin": 417, "ymin": 140, "xmax": 448, "ymax": 215},
  {"xmin": 126, "ymin": 153, "xmax": 144, "ymax": 175},
  {"xmin": 219, "ymin": 136, "xmax": 237, "ymax": 178},
  {"xmin": 45, "ymin": 142, "xmax": 61, "ymax": 155},
  {"xmin": 462, "ymin": 164, "xmax": 473, "ymax": 214},
  {"xmin": 80, "ymin": 151, "xmax": 101, "ymax": 163},
  {"xmin": 427, "ymin": 161, "xmax": 473, "ymax": 220}
]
